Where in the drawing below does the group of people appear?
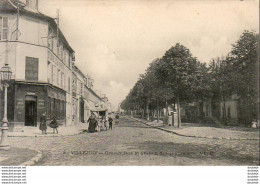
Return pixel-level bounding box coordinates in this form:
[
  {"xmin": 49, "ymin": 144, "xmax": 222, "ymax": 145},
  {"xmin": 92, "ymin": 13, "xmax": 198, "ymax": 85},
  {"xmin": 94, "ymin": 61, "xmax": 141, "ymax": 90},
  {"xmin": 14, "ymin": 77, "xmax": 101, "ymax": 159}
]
[
  {"xmin": 39, "ymin": 112, "xmax": 116, "ymax": 134},
  {"xmin": 39, "ymin": 113, "xmax": 59, "ymax": 134},
  {"xmin": 87, "ymin": 113, "xmax": 113, "ymax": 133}
]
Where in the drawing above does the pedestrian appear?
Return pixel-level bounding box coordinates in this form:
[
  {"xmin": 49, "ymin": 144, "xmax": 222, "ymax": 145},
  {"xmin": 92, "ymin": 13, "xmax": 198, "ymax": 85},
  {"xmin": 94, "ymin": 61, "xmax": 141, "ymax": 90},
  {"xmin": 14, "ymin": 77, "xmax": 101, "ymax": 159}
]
[
  {"xmin": 87, "ymin": 113, "xmax": 97, "ymax": 133},
  {"xmin": 39, "ymin": 112, "xmax": 47, "ymax": 134},
  {"xmin": 108, "ymin": 116, "xmax": 113, "ymax": 130},
  {"xmin": 115, "ymin": 113, "xmax": 119, "ymax": 124},
  {"xmin": 103, "ymin": 116, "xmax": 108, "ymax": 131},
  {"xmin": 50, "ymin": 116, "xmax": 59, "ymax": 134}
]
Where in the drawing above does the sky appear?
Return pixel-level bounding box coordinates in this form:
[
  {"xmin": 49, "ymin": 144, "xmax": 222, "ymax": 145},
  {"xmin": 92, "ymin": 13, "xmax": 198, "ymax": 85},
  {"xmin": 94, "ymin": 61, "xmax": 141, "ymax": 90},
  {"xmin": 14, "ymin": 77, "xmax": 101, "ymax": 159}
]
[{"xmin": 39, "ymin": 0, "xmax": 259, "ymax": 110}]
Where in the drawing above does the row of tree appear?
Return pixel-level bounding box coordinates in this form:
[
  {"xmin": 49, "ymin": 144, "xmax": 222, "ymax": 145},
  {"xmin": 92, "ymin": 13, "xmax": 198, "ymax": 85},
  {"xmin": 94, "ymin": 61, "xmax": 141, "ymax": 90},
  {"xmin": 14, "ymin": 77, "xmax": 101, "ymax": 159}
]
[{"xmin": 121, "ymin": 30, "xmax": 259, "ymax": 126}]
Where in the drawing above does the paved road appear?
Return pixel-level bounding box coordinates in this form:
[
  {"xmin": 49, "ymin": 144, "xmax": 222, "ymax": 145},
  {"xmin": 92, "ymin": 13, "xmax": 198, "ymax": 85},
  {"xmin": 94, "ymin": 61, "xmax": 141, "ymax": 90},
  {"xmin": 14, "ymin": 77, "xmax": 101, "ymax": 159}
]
[{"xmin": 8, "ymin": 117, "xmax": 259, "ymax": 166}]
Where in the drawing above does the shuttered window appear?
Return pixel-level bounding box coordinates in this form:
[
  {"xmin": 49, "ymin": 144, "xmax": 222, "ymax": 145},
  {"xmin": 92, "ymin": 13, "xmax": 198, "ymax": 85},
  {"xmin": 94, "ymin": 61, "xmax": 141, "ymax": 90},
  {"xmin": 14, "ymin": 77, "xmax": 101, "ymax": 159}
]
[
  {"xmin": 0, "ymin": 17, "xmax": 8, "ymax": 40},
  {"xmin": 25, "ymin": 57, "xmax": 39, "ymax": 81}
]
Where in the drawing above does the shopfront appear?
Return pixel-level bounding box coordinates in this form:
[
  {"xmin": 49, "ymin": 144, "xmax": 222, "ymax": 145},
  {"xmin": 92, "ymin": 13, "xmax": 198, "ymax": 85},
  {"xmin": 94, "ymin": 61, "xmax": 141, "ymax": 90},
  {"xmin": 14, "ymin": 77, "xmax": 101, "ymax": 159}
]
[
  {"xmin": 13, "ymin": 82, "xmax": 47, "ymax": 127},
  {"xmin": 9, "ymin": 82, "xmax": 66, "ymax": 128},
  {"xmin": 46, "ymin": 86, "xmax": 66, "ymax": 122}
]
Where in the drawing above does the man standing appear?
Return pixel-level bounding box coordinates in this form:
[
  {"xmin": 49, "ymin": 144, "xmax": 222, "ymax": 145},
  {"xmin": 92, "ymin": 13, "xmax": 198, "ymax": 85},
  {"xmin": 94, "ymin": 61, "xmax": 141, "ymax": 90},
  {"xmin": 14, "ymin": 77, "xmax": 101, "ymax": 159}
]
[
  {"xmin": 39, "ymin": 112, "xmax": 47, "ymax": 134},
  {"xmin": 108, "ymin": 116, "xmax": 113, "ymax": 130}
]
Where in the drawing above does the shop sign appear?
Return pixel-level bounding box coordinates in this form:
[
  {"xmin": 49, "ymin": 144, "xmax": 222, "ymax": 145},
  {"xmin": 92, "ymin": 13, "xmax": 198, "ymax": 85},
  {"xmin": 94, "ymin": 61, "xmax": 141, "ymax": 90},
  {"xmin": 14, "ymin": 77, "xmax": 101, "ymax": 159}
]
[
  {"xmin": 48, "ymin": 87, "xmax": 66, "ymax": 101},
  {"xmin": 38, "ymin": 99, "xmax": 45, "ymax": 108},
  {"xmin": 48, "ymin": 89, "xmax": 57, "ymax": 99},
  {"xmin": 16, "ymin": 98, "xmax": 24, "ymax": 117},
  {"xmin": 26, "ymin": 92, "xmax": 36, "ymax": 96}
]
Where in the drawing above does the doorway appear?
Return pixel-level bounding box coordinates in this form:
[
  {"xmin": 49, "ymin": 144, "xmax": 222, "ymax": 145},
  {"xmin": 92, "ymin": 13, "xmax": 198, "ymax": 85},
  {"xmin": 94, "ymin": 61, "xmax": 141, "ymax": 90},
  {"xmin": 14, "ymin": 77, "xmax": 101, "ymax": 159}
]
[
  {"xmin": 25, "ymin": 95, "xmax": 37, "ymax": 126},
  {"xmin": 80, "ymin": 99, "xmax": 84, "ymax": 123}
]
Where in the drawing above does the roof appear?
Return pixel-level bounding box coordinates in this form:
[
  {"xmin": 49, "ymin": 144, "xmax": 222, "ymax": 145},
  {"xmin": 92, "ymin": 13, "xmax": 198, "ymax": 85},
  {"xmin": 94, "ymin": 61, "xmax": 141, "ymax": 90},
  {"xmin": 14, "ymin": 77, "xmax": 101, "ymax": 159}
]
[
  {"xmin": 0, "ymin": 0, "xmax": 74, "ymax": 53},
  {"xmin": 72, "ymin": 63, "xmax": 86, "ymax": 78},
  {"xmin": 86, "ymin": 86, "xmax": 103, "ymax": 100}
]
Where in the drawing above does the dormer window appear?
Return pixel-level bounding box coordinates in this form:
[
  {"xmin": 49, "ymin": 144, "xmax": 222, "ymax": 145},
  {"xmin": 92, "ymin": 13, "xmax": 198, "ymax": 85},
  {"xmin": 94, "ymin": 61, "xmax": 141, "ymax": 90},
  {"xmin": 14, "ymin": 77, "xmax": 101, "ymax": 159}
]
[{"xmin": 26, "ymin": 0, "xmax": 38, "ymax": 10}]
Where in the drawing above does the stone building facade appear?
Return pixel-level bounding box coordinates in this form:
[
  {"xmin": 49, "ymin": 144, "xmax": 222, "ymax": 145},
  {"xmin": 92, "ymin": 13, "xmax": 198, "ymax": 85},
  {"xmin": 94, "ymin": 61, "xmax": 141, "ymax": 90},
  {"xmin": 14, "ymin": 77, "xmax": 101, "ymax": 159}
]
[{"xmin": 0, "ymin": 0, "xmax": 110, "ymax": 129}]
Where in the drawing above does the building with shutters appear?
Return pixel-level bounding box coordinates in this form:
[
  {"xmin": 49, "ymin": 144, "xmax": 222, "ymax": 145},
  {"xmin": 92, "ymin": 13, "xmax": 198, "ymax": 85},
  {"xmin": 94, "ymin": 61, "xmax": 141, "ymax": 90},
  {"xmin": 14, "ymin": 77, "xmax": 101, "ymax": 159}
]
[
  {"xmin": 0, "ymin": 0, "xmax": 75, "ymax": 129},
  {"xmin": 0, "ymin": 0, "xmax": 111, "ymax": 130}
]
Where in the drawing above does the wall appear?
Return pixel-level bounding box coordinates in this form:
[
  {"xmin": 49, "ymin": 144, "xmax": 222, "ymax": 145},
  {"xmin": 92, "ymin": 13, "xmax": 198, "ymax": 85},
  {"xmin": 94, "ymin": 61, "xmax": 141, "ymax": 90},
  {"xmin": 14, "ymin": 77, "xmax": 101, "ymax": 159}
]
[
  {"xmin": 16, "ymin": 42, "xmax": 48, "ymax": 82},
  {"xmin": 220, "ymin": 100, "xmax": 238, "ymax": 120},
  {"xmin": 0, "ymin": 13, "xmax": 18, "ymax": 78}
]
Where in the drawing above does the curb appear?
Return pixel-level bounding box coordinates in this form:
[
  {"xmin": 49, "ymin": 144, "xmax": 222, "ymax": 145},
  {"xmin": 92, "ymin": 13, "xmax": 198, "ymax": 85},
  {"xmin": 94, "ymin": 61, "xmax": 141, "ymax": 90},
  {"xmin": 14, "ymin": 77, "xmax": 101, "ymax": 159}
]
[
  {"xmin": 8, "ymin": 131, "xmax": 81, "ymax": 138},
  {"xmin": 127, "ymin": 117, "xmax": 259, "ymax": 141},
  {"xmin": 19, "ymin": 149, "xmax": 43, "ymax": 166}
]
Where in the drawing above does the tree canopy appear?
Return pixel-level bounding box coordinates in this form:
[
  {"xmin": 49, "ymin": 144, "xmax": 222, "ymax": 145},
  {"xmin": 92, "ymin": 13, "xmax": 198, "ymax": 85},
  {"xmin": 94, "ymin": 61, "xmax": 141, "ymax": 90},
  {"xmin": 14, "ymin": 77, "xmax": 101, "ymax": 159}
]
[{"xmin": 121, "ymin": 30, "xmax": 259, "ymax": 125}]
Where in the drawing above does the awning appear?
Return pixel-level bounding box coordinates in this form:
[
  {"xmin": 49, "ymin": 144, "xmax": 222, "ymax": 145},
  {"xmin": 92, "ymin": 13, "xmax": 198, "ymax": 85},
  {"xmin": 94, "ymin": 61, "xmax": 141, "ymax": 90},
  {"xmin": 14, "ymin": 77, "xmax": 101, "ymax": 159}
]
[
  {"xmin": 95, "ymin": 107, "xmax": 108, "ymax": 112},
  {"xmin": 85, "ymin": 100, "xmax": 98, "ymax": 111}
]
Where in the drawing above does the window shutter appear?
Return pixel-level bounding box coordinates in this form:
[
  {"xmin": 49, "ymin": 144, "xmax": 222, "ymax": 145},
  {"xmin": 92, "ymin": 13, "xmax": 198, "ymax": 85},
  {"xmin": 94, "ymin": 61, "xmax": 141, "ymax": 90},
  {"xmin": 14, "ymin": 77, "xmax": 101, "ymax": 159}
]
[{"xmin": 2, "ymin": 17, "xmax": 8, "ymax": 40}]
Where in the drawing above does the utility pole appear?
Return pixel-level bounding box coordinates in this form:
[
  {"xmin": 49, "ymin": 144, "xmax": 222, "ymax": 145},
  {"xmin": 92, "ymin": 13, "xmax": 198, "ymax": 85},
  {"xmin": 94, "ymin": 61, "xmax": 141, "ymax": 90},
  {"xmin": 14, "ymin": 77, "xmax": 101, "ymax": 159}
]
[
  {"xmin": 56, "ymin": 9, "xmax": 60, "ymax": 47},
  {"xmin": 16, "ymin": 4, "xmax": 19, "ymax": 40}
]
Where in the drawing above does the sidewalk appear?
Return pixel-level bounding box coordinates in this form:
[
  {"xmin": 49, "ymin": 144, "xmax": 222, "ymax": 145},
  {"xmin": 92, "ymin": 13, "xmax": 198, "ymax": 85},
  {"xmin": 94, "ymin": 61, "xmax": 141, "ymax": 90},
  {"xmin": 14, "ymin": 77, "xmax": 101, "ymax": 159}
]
[
  {"xmin": 0, "ymin": 147, "xmax": 40, "ymax": 166},
  {"xmin": 0, "ymin": 123, "xmax": 87, "ymax": 166},
  {"xmin": 1, "ymin": 124, "xmax": 88, "ymax": 137},
  {"xmin": 129, "ymin": 117, "xmax": 260, "ymax": 140}
]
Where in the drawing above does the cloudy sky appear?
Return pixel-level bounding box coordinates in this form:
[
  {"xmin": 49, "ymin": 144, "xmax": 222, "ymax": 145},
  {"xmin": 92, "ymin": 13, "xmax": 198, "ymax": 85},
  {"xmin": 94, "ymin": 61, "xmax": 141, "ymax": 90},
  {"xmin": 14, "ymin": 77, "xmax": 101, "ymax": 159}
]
[{"xmin": 39, "ymin": 0, "xmax": 258, "ymax": 110}]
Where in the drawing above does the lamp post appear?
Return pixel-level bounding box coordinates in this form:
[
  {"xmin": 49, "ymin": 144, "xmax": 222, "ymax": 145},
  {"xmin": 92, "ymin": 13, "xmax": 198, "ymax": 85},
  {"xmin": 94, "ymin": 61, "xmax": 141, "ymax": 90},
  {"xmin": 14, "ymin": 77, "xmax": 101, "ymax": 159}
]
[{"xmin": 0, "ymin": 63, "xmax": 12, "ymax": 150}]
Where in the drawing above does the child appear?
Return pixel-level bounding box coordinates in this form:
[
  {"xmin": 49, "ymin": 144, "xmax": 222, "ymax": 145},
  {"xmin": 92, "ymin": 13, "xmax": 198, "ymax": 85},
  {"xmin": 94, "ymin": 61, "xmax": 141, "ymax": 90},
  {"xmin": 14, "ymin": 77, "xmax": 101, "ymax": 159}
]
[{"xmin": 50, "ymin": 116, "xmax": 59, "ymax": 134}]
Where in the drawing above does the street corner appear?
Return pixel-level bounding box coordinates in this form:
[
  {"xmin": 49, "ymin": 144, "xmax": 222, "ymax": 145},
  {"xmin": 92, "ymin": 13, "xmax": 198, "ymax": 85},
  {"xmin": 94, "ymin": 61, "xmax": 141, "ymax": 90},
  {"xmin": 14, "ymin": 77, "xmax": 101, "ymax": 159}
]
[{"xmin": 0, "ymin": 147, "xmax": 39, "ymax": 166}]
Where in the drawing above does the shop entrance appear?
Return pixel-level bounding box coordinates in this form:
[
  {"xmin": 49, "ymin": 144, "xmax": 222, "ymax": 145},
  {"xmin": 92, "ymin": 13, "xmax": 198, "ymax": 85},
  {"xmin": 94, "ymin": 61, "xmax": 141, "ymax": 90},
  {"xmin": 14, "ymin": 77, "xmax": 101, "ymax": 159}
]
[
  {"xmin": 80, "ymin": 99, "xmax": 84, "ymax": 123},
  {"xmin": 25, "ymin": 95, "xmax": 37, "ymax": 126}
]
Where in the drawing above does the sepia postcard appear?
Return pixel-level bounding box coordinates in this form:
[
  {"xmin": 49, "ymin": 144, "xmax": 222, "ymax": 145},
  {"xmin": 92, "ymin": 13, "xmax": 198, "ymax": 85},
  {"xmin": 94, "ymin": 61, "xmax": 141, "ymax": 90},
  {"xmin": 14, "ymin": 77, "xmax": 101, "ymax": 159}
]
[{"xmin": 0, "ymin": 0, "xmax": 259, "ymax": 173}]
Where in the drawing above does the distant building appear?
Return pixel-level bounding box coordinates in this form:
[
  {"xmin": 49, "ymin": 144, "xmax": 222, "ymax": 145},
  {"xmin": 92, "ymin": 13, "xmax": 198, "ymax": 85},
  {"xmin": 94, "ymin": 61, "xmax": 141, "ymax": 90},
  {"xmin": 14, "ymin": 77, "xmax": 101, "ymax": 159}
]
[{"xmin": 202, "ymin": 94, "xmax": 239, "ymax": 124}]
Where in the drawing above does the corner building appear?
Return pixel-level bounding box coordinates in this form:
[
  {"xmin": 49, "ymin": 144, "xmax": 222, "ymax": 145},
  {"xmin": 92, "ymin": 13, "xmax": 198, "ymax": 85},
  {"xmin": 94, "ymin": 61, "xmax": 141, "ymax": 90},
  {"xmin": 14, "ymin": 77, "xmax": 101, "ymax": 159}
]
[{"xmin": 0, "ymin": 0, "xmax": 75, "ymax": 129}]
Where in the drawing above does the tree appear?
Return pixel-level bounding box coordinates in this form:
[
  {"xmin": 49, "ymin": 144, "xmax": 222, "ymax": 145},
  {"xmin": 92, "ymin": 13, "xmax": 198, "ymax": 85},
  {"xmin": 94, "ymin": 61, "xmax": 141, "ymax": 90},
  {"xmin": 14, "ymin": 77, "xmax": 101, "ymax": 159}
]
[
  {"xmin": 158, "ymin": 43, "xmax": 201, "ymax": 126},
  {"xmin": 228, "ymin": 30, "xmax": 259, "ymax": 125}
]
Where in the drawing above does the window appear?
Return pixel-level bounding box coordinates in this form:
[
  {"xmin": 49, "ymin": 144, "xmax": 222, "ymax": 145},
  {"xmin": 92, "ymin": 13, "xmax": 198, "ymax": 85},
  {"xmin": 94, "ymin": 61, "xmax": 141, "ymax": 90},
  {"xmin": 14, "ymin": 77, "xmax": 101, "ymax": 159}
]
[
  {"xmin": 68, "ymin": 54, "xmax": 71, "ymax": 68},
  {"xmin": 48, "ymin": 27, "xmax": 54, "ymax": 50},
  {"xmin": 61, "ymin": 72, "xmax": 65, "ymax": 89},
  {"xmin": 47, "ymin": 61, "xmax": 51, "ymax": 83},
  {"xmin": 25, "ymin": 57, "xmax": 39, "ymax": 81},
  {"xmin": 64, "ymin": 49, "xmax": 67, "ymax": 64},
  {"xmin": 62, "ymin": 73, "xmax": 64, "ymax": 89},
  {"xmin": 0, "ymin": 17, "xmax": 8, "ymax": 40},
  {"xmin": 57, "ymin": 69, "xmax": 60, "ymax": 86},
  {"xmin": 68, "ymin": 77, "xmax": 71, "ymax": 92},
  {"xmin": 52, "ymin": 65, "xmax": 56, "ymax": 85},
  {"xmin": 61, "ymin": 72, "xmax": 63, "ymax": 88},
  {"xmin": 61, "ymin": 44, "xmax": 63, "ymax": 60},
  {"xmin": 0, "ymin": 17, "xmax": 2, "ymax": 40},
  {"xmin": 85, "ymin": 78, "xmax": 88, "ymax": 86},
  {"xmin": 80, "ymin": 83, "xmax": 83, "ymax": 95}
]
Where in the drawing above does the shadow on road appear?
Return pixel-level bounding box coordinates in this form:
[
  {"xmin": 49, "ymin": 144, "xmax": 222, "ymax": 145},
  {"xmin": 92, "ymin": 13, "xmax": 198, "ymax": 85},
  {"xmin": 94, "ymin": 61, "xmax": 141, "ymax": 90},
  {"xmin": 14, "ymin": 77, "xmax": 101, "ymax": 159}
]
[
  {"xmin": 115, "ymin": 119, "xmax": 153, "ymax": 129},
  {"xmin": 127, "ymin": 140, "xmax": 259, "ymax": 165}
]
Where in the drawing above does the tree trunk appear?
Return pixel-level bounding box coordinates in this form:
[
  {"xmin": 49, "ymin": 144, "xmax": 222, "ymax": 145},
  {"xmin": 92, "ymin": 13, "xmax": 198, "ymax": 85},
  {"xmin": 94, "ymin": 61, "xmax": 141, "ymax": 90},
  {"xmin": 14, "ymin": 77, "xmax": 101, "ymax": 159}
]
[
  {"xmin": 146, "ymin": 99, "xmax": 149, "ymax": 120},
  {"xmin": 157, "ymin": 99, "xmax": 159, "ymax": 123},
  {"xmin": 223, "ymin": 95, "xmax": 227, "ymax": 125},
  {"xmin": 165, "ymin": 96, "xmax": 168, "ymax": 125},
  {"xmin": 172, "ymin": 102, "xmax": 175, "ymax": 126},
  {"xmin": 177, "ymin": 97, "xmax": 181, "ymax": 127}
]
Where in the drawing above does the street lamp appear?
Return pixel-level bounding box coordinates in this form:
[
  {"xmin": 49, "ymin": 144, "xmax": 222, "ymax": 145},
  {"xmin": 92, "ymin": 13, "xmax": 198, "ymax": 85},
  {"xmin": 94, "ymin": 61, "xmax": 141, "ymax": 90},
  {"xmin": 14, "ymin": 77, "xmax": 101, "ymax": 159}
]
[{"xmin": 0, "ymin": 63, "xmax": 12, "ymax": 150}]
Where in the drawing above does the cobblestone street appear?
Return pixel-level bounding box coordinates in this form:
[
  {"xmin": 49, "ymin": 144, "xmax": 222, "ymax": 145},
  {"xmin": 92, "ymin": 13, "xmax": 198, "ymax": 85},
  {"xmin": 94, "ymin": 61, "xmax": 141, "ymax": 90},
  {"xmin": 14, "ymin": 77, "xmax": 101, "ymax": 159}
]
[{"xmin": 8, "ymin": 117, "xmax": 259, "ymax": 166}]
